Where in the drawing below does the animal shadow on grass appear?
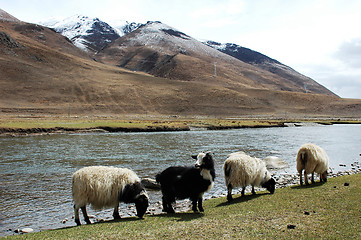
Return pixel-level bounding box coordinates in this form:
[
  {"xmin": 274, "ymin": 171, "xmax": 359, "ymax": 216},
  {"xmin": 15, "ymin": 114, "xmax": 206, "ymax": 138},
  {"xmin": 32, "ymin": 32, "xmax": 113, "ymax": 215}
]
[
  {"xmin": 56, "ymin": 217, "xmax": 140, "ymax": 231},
  {"xmin": 216, "ymin": 192, "xmax": 268, "ymax": 207},
  {"xmin": 291, "ymin": 181, "xmax": 325, "ymax": 190},
  {"xmin": 153, "ymin": 212, "xmax": 204, "ymax": 222}
]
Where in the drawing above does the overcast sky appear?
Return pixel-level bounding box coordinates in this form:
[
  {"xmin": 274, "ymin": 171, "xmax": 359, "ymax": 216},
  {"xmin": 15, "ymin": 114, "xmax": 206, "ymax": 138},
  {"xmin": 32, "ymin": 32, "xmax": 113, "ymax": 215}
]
[{"xmin": 2, "ymin": 0, "xmax": 361, "ymax": 99}]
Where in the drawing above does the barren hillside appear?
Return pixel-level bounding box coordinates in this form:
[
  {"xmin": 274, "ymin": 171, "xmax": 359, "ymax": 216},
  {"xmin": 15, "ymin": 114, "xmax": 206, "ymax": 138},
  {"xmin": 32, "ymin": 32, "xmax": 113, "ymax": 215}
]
[{"xmin": 1, "ymin": 11, "xmax": 361, "ymax": 118}]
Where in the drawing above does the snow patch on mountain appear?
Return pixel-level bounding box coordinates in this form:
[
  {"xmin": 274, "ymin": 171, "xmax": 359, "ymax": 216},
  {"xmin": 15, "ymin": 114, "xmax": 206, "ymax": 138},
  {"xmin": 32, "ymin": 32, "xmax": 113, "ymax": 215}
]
[
  {"xmin": 107, "ymin": 19, "xmax": 142, "ymax": 36},
  {"xmin": 41, "ymin": 15, "xmax": 141, "ymax": 52},
  {"xmin": 127, "ymin": 21, "xmax": 232, "ymax": 61}
]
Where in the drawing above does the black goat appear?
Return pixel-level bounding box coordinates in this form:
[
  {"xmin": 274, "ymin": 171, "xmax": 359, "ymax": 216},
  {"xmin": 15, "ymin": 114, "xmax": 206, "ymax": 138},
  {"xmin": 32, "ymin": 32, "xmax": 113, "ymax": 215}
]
[{"xmin": 156, "ymin": 152, "xmax": 215, "ymax": 213}]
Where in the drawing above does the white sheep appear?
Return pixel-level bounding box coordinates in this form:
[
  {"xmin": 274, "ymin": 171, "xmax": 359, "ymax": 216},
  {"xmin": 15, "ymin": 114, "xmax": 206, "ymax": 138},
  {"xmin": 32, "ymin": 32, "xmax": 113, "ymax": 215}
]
[
  {"xmin": 296, "ymin": 143, "xmax": 329, "ymax": 186},
  {"xmin": 224, "ymin": 151, "xmax": 276, "ymax": 202},
  {"xmin": 72, "ymin": 166, "xmax": 149, "ymax": 225}
]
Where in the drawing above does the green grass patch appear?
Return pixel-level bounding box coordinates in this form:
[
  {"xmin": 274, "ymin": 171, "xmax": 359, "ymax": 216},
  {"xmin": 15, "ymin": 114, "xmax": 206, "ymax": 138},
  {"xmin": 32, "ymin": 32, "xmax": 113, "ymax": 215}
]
[
  {"xmin": 1, "ymin": 117, "xmax": 360, "ymax": 133},
  {"xmin": 7, "ymin": 173, "xmax": 361, "ymax": 239}
]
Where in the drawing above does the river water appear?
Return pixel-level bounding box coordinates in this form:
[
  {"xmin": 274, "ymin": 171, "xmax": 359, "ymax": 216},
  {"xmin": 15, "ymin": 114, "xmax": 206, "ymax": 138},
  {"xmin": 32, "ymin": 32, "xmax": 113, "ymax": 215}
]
[{"xmin": 1, "ymin": 124, "xmax": 360, "ymax": 236}]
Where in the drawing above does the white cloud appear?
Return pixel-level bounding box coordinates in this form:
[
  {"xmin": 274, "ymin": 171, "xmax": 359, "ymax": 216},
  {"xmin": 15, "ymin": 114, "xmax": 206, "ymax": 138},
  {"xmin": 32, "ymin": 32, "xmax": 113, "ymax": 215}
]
[{"xmin": 335, "ymin": 37, "xmax": 361, "ymax": 68}]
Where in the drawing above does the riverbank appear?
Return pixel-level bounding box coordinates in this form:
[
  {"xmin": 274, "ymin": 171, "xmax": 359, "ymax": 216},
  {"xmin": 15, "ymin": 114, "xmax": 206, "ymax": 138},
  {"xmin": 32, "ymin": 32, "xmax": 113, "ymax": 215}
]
[
  {"xmin": 6, "ymin": 171, "xmax": 361, "ymax": 239},
  {"xmin": 1, "ymin": 116, "xmax": 360, "ymax": 136}
]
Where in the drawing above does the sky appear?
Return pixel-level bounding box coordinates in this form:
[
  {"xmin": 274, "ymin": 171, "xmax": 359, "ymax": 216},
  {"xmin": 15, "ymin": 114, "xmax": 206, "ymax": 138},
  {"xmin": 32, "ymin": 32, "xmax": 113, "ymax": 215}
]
[{"xmin": 2, "ymin": 0, "xmax": 361, "ymax": 99}]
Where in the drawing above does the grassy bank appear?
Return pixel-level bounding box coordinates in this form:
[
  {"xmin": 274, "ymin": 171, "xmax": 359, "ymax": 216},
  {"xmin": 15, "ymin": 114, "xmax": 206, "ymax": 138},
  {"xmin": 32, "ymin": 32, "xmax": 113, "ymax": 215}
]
[
  {"xmin": 1, "ymin": 117, "xmax": 360, "ymax": 135},
  {"xmin": 6, "ymin": 173, "xmax": 361, "ymax": 239}
]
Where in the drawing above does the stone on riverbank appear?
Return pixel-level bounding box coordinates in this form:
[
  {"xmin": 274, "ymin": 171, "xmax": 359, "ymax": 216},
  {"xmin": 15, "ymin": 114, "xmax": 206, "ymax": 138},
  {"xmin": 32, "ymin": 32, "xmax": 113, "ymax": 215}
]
[
  {"xmin": 20, "ymin": 228, "xmax": 34, "ymax": 233},
  {"xmin": 264, "ymin": 156, "xmax": 288, "ymax": 169},
  {"xmin": 141, "ymin": 178, "xmax": 161, "ymax": 190}
]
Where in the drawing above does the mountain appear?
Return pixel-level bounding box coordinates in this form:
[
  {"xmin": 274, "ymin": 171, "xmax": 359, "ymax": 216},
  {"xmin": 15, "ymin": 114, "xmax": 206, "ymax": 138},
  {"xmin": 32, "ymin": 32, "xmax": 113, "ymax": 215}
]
[
  {"xmin": 0, "ymin": 9, "xmax": 20, "ymax": 22},
  {"xmin": 42, "ymin": 15, "xmax": 141, "ymax": 52},
  {"xmin": 97, "ymin": 21, "xmax": 335, "ymax": 96},
  {"xmin": 204, "ymin": 41, "xmax": 329, "ymax": 95},
  {"xmin": 44, "ymin": 16, "xmax": 335, "ymax": 96},
  {"xmin": 1, "ymin": 9, "xmax": 360, "ymax": 118}
]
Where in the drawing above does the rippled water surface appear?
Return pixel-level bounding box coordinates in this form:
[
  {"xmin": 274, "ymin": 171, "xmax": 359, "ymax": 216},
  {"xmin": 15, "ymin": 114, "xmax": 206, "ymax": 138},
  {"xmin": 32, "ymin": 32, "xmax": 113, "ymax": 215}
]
[{"xmin": 1, "ymin": 124, "xmax": 360, "ymax": 236}]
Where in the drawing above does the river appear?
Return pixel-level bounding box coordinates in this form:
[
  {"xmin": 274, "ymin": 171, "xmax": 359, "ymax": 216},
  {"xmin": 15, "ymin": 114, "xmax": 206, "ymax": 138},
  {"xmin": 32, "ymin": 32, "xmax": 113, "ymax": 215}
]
[{"xmin": 1, "ymin": 124, "xmax": 360, "ymax": 236}]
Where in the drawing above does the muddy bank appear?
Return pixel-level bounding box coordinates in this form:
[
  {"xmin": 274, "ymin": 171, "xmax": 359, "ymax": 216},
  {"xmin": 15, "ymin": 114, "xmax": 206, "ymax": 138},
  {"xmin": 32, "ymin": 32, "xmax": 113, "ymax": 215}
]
[
  {"xmin": 206, "ymin": 122, "xmax": 286, "ymax": 130},
  {"xmin": 0, "ymin": 125, "xmax": 190, "ymax": 136}
]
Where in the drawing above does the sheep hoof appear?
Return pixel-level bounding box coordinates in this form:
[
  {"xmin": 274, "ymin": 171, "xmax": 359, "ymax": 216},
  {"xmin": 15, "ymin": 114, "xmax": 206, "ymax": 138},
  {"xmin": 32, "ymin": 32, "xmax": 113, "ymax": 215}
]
[{"xmin": 165, "ymin": 208, "xmax": 175, "ymax": 214}]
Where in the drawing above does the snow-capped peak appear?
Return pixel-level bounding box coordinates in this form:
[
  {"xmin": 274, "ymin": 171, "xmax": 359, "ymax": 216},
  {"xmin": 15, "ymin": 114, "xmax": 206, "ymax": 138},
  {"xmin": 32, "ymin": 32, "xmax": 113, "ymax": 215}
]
[
  {"xmin": 107, "ymin": 19, "xmax": 142, "ymax": 36},
  {"xmin": 41, "ymin": 15, "xmax": 142, "ymax": 52}
]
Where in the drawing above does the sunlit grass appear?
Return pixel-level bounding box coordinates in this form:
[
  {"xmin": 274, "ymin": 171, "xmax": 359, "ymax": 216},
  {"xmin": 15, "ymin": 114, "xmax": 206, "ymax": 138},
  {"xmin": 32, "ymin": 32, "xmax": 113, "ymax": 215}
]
[{"xmin": 7, "ymin": 173, "xmax": 361, "ymax": 239}]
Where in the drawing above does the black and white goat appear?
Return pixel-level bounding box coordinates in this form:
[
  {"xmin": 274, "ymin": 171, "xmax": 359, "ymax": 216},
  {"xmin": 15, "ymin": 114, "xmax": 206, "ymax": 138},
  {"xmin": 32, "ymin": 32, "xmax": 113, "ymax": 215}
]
[{"xmin": 156, "ymin": 152, "xmax": 215, "ymax": 213}]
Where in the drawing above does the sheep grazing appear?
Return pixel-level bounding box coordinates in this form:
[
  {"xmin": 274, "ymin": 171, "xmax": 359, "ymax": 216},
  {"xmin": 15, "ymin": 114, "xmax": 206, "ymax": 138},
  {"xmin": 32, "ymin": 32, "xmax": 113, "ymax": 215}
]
[
  {"xmin": 156, "ymin": 152, "xmax": 215, "ymax": 213},
  {"xmin": 296, "ymin": 143, "xmax": 329, "ymax": 186},
  {"xmin": 72, "ymin": 166, "xmax": 149, "ymax": 226},
  {"xmin": 224, "ymin": 151, "xmax": 276, "ymax": 202}
]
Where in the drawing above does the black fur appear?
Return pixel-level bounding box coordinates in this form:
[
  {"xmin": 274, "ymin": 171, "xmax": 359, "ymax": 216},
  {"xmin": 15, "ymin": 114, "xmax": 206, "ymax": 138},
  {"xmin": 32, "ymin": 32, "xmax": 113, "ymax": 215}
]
[
  {"xmin": 119, "ymin": 182, "xmax": 149, "ymax": 218},
  {"xmin": 261, "ymin": 178, "xmax": 276, "ymax": 194},
  {"xmin": 156, "ymin": 152, "xmax": 215, "ymax": 213},
  {"xmin": 134, "ymin": 194, "xmax": 149, "ymax": 218}
]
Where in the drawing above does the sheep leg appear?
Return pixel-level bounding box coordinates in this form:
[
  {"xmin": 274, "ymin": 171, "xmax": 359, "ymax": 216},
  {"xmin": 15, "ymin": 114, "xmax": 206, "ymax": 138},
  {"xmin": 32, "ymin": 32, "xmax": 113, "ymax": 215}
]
[
  {"xmin": 197, "ymin": 194, "xmax": 204, "ymax": 212},
  {"xmin": 304, "ymin": 171, "xmax": 309, "ymax": 185},
  {"xmin": 251, "ymin": 186, "xmax": 256, "ymax": 195},
  {"xmin": 227, "ymin": 184, "xmax": 233, "ymax": 202},
  {"xmin": 241, "ymin": 187, "xmax": 245, "ymax": 196},
  {"xmin": 80, "ymin": 206, "xmax": 91, "ymax": 224},
  {"xmin": 311, "ymin": 173, "xmax": 315, "ymax": 184},
  {"xmin": 299, "ymin": 170, "xmax": 303, "ymax": 186},
  {"xmin": 191, "ymin": 198, "xmax": 199, "ymax": 212},
  {"xmin": 162, "ymin": 196, "xmax": 175, "ymax": 213},
  {"xmin": 113, "ymin": 202, "xmax": 120, "ymax": 219},
  {"xmin": 74, "ymin": 204, "xmax": 81, "ymax": 226}
]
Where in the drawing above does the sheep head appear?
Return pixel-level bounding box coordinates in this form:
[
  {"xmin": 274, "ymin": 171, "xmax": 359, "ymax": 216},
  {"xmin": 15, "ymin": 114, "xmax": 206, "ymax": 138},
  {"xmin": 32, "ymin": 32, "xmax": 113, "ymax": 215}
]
[
  {"xmin": 262, "ymin": 178, "xmax": 276, "ymax": 194},
  {"xmin": 321, "ymin": 171, "xmax": 328, "ymax": 182},
  {"xmin": 135, "ymin": 192, "xmax": 149, "ymax": 219},
  {"xmin": 119, "ymin": 182, "xmax": 149, "ymax": 218},
  {"xmin": 193, "ymin": 152, "xmax": 214, "ymax": 170}
]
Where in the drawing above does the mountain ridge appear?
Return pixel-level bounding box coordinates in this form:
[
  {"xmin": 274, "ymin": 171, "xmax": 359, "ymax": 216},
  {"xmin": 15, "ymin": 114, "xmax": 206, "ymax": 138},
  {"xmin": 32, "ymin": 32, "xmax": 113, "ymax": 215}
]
[
  {"xmin": 97, "ymin": 21, "xmax": 335, "ymax": 96},
  {"xmin": 204, "ymin": 40, "xmax": 332, "ymax": 96}
]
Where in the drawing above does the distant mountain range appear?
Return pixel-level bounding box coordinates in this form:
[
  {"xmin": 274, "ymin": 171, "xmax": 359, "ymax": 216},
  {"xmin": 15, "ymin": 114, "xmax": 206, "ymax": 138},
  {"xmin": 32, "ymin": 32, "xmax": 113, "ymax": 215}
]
[{"xmin": 2, "ymin": 8, "xmax": 360, "ymax": 118}]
